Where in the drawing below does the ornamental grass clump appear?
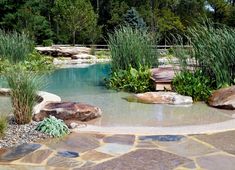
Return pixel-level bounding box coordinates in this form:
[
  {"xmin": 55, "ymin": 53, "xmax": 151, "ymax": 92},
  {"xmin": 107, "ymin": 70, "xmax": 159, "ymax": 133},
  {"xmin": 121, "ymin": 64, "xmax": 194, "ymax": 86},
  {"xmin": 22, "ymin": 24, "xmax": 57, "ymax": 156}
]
[
  {"xmin": 107, "ymin": 26, "xmax": 158, "ymax": 72},
  {"xmin": 5, "ymin": 67, "xmax": 42, "ymax": 124},
  {"xmin": 36, "ymin": 116, "xmax": 69, "ymax": 137},
  {"xmin": 0, "ymin": 30, "xmax": 34, "ymax": 63},
  {"xmin": 188, "ymin": 23, "xmax": 235, "ymax": 87},
  {"xmin": 0, "ymin": 114, "xmax": 8, "ymax": 137}
]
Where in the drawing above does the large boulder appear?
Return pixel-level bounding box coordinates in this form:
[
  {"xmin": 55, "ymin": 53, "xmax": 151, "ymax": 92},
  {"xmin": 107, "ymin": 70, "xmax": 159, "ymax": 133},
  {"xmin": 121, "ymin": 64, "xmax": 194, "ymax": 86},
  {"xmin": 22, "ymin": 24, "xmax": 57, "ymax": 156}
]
[
  {"xmin": 125, "ymin": 92, "xmax": 193, "ymax": 105},
  {"xmin": 36, "ymin": 46, "xmax": 91, "ymax": 57},
  {"xmin": 208, "ymin": 86, "xmax": 235, "ymax": 110},
  {"xmin": 33, "ymin": 102, "xmax": 102, "ymax": 124}
]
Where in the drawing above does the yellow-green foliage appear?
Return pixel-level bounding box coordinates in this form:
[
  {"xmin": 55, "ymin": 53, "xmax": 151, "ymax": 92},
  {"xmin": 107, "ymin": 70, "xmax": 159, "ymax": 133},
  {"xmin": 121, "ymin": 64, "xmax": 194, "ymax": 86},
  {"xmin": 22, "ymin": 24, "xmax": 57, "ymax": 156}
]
[{"xmin": 0, "ymin": 115, "xmax": 7, "ymax": 137}]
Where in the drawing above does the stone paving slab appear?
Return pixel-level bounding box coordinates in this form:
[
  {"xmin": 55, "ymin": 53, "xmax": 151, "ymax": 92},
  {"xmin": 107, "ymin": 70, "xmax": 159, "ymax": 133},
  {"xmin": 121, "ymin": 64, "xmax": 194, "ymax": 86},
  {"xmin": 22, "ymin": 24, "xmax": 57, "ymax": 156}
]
[
  {"xmin": 79, "ymin": 149, "xmax": 193, "ymax": 170},
  {"xmin": 196, "ymin": 153, "xmax": 235, "ymax": 170},
  {"xmin": 0, "ymin": 131, "xmax": 235, "ymax": 169},
  {"xmin": 194, "ymin": 131, "xmax": 235, "ymax": 155}
]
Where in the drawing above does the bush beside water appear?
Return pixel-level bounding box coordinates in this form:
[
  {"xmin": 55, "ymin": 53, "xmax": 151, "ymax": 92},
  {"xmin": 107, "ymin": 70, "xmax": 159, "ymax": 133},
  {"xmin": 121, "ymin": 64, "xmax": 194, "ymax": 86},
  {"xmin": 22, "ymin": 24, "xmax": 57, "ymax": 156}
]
[
  {"xmin": 107, "ymin": 66, "xmax": 153, "ymax": 93},
  {"xmin": 108, "ymin": 26, "xmax": 158, "ymax": 72},
  {"xmin": 173, "ymin": 70, "xmax": 213, "ymax": 101},
  {"xmin": 107, "ymin": 26, "xmax": 157, "ymax": 93}
]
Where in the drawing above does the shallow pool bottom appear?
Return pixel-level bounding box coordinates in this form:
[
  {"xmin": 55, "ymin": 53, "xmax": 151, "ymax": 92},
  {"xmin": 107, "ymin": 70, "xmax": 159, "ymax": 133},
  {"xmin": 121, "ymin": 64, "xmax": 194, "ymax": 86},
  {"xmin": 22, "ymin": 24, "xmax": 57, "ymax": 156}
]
[{"xmin": 41, "ymin": 64, "xmax": 235, "ymax": 131}]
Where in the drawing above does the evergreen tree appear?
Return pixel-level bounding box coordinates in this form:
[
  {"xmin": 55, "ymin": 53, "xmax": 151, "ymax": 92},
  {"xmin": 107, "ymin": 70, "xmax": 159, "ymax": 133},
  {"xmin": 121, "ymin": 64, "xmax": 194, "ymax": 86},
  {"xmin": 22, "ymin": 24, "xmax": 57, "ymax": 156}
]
[{"xmin": 123, "ymin": 7, "xmax": 147, "ymax": 30}]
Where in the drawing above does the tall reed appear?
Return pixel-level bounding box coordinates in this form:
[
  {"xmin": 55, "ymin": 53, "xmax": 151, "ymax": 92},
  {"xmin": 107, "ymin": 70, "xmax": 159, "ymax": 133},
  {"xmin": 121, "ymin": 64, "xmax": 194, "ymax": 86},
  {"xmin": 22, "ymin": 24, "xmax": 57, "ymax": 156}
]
[
  {"xmin": 5, "ymin": 66, "xmax": 42, "ymax": 124},
  {"xmin": 107, "ymin": 26, "xmax": 158, "ymax": 72},
  {"xmin": 0, "ymin": 30, "xmax": 34, "ymax": 63},
  {"xmin": 188, "ymin": 24, "xmax": 235, "ymax": 87}
]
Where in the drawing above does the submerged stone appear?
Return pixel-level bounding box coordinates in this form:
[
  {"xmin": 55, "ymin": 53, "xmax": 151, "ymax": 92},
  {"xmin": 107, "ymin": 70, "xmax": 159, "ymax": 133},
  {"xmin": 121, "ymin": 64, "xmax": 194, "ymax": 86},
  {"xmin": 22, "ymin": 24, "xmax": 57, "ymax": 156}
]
[
  {"xmin": 125, "ymin": 92, "xmax": 193, "ymax": 105},
  {"xmin": 0, "ymin": 143, "xmax": 41, "ymax": 161},
  {"xmin": 139, "ymin": 135, "xmax": 184, "ymax": 142},
  {"xmin": 57, "ymin": 151, "xmax": 79, "ymax": 158}
]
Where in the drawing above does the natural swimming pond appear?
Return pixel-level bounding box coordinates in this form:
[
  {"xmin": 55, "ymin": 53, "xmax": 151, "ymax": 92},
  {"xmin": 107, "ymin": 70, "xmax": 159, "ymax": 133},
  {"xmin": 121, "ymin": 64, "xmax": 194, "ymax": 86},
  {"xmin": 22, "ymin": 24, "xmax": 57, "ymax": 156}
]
[{"xmin": 42, "ymin": 64, "xmax": 232, "ymax": 127}]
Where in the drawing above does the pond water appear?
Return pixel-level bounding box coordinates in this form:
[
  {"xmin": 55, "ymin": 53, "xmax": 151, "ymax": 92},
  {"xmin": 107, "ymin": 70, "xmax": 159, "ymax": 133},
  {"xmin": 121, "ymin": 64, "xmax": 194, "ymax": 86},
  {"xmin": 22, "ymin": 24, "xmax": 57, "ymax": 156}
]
[{"xmin": 43, "ymin": 64, "xmax": 232, "ymax": 127}]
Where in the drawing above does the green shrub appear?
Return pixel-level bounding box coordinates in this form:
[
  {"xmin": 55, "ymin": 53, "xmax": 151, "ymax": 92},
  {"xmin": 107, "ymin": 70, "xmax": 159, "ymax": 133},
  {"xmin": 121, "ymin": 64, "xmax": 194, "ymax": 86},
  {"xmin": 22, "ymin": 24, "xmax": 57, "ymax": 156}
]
[
  {"xmin": 0, "ymin": 30, "xmax": 34, "ymax": 63},
  {"xmin": 0, "ymin": 114, "xmax": 7, "ymax": 137},
  {"xmin": 5, "ymin": 66, "xmax": 42, "ymax": 124},
  {"xmin": 36, "ymin": 116, "xmax": 69, "ymax": 137},
  {"xmin": 107, "ymin": 66, "xmax": 153, "ymax": 93},
  {"xmin": 107, "ymin": 26, "xmax": 158, "ymax": 72},
  {"xmin": 42, "ymin": 39, "xmax": 53, "ymax": 47},
  {"xmin": 0, "ymin": 51, "xmax": 54, "ymax": 74},
  {"xmin": 23, "ymin": 51, "xmax": 54, "ymax": 72},
  {"xmin": 172, "ymin": 70, "xmax": 214, "ymax": 101}
]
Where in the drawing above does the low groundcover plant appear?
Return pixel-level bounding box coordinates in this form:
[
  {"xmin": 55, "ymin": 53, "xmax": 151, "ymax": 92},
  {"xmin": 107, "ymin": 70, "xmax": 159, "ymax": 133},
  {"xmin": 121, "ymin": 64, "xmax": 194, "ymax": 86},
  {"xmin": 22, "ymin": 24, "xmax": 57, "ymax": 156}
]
[{"xmin": 36, "ymin": 115, "xmax": 69, "ymax": 137}]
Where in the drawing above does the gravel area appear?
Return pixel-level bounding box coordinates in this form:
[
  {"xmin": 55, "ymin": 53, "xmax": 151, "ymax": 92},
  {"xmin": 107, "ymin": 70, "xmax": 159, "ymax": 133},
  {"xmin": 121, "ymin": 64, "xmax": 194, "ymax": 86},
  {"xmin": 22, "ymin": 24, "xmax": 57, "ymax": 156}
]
[{"xmin": 0, "ymin": 116, "xmax": 51, "ymax": 148}]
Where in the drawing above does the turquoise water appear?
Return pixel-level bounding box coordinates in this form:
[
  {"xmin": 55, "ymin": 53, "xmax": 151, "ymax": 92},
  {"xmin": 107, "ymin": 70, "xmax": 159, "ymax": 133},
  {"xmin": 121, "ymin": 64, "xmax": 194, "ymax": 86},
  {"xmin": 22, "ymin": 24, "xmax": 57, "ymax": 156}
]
[{"xmin": 43, "ymin": 64, "xmax": 231, "ymax": 127}]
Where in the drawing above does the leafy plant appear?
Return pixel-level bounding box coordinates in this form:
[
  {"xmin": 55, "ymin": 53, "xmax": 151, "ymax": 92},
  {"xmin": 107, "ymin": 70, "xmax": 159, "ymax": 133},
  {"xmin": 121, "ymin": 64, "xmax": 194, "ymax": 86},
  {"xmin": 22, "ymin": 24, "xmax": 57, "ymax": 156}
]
[
  {"xmin": 42, "ymin": 39, "xmax": 53, "ymax": 46},
  {"xmin": 36, "ymin": 116, "xmax": 69, "ymax": 137},
  {"xmin": 172, "ymin": 70, "xmax": 214, "ymax": 101},
  {"xmin": 0, "ymin": 51, "xmax": 54, "ymax": 74},
  {"xmin": 107, "ymin": 26, "xmax": 158, "ymax": 72},
  {"xmin": 0, "ymin": 30, "xmax": 34, "ymax": 63},
  {"xmin": 107, "ymin": 66, "xmax": 153, "ymax": 93},
  {"xmin": 5, "ymin": 66, "xmax": 42, "ymax": 124}
]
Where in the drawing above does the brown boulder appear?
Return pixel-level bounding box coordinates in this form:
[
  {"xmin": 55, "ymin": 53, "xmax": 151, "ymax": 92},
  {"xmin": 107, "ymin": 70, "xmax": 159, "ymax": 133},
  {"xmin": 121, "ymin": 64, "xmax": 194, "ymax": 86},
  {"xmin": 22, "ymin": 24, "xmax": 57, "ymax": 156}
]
[
  {"xmin": 208, "ymin": 86, "xmax": 235, "ymax": 110},
  {"xmin": 33, "ymin": 102, "xmax": 102, "ymax": 123}
]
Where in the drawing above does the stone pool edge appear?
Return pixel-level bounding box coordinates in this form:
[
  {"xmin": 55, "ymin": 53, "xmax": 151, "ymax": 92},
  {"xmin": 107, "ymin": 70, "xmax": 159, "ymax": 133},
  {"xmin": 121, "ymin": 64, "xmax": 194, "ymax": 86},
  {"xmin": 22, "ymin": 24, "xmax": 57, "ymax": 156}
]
[
  {"xmin": 1, "ymin": 87, "xmax": 235, "ymax": 136},
  {"xmin": 73, "ymin": 118, "xmax": 235, "ymax": 135}
]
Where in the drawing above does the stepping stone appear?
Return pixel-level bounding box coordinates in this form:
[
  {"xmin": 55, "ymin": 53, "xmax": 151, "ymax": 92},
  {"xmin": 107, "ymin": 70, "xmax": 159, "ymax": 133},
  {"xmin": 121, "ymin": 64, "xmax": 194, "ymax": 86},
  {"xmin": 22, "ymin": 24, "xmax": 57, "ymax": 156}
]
[
  {"xmin": 139, "ymin": 135, "xmax": 184, "ymax": 142},
  {"xmin": 21, "ymin": 149, "xmax": 53, "ymax": 164},
  {"xmin": 95, "ymin": 143, "xmax": 133, "ymax": 156},
  {"xmin": 162, "ymin": 139, "xmax": 217, "ymax": 158},
  {"xmin": 0, "ymin": 144, "xmax": 41, "ymax": 161},
  {"xmin": 58, "ymin": 151, "xmax": 79, "ymax": 158},
  {"xmin": 0, "ymin": 165, "xmax": 46, "ymax": 170},
  {"xmin": 47, "ymin": 156, "xmax": 83, "ymax": 168},
  {"xmin": 194, "ymin": 131, "xmax": 235, "ymax": 155},
  {"xmin": 46, "ymin": 133, "xmax": 100, "ymax": 153},
  {"xmin": 196, "ymin": 153, "xmax": 235, "ymax": 170},
  {"xmin": 103, "ymin": 135, "xmax": 135, "ymax": 145},
  {"xmin": 86, "ymin": 149, "xmax": 193, "ymax": 170},
  {"xmin": 81, "ymin": 150, "xmax": 112, "ymax": 161}
]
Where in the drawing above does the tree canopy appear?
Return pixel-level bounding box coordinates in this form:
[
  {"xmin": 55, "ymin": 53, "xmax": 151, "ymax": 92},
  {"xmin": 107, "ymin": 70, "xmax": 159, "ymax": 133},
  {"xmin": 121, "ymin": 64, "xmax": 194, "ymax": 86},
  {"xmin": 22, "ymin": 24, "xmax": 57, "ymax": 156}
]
[{"xmin": 0, "ymin": 0, "xmax": 234, "ymax": 45}]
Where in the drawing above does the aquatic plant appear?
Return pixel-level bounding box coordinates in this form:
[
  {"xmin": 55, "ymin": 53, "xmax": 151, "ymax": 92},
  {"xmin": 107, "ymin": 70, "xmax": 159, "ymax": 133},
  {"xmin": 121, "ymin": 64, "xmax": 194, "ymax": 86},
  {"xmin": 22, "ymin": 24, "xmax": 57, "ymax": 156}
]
[
  {"xmin": 188, "ymin": 24, "xmax": 235, "ymax": 87},
  {"xmin": 36, "ymin": 116, "xmax": 69, "ymax": 137},
  {"xmin": 107, "ymin": 26, "xmax": 158, "ymax": 72},
  {"xmin": 107, "ymin": 66, "xmax": 153, "ymax": 93},
  {"xmin": 172, "ymin": 70, "xmax": 214, "ymax": 101},
  {"xmin": 5, "ymin": 66, "xmax": 42, "ymax": 124},
  {"xmin": 0, "ymin": 30, "xmax": 34, "ymax": 63}
]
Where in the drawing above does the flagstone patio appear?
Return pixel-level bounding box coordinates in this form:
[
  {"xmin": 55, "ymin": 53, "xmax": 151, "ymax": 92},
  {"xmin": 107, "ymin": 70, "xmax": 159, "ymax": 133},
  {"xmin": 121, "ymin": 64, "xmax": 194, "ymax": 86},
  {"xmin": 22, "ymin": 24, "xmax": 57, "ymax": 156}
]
[{"xmin": 0, "ymin": 130, "xmax": 235, "ymax": 170}]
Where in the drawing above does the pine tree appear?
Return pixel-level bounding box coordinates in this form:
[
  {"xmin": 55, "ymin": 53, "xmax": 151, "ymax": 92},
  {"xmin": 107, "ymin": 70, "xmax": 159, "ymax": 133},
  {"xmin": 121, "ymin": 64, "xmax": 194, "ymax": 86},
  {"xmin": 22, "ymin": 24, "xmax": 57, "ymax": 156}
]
[{"xmin": 123, "ymin": 7, "xmax": 147, "ymax": 30}]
